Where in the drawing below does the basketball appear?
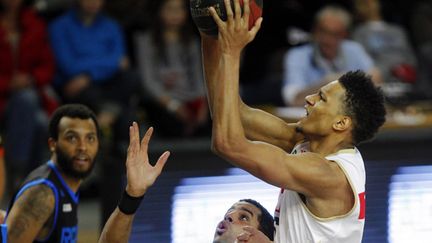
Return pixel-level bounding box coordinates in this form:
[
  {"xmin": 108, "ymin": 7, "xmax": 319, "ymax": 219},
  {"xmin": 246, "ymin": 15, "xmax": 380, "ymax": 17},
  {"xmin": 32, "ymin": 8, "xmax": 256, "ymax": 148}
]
[{"xmin": 190, "ymin": 0, "xmax": 263, "ymax": 36}]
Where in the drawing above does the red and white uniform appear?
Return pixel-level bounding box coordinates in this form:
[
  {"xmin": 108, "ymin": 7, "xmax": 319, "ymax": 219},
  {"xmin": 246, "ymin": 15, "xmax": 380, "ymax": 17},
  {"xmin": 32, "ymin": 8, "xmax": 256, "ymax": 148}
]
[{"xmin": 274, "ymin": 142, "xmax": 366, "ymax": 243}]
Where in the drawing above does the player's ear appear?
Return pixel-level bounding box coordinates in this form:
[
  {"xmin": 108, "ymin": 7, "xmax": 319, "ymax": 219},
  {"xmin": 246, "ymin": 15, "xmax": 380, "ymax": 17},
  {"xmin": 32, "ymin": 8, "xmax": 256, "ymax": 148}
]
[
  {"xmin": 333, "ymin": 116, "xmax": 351, "ymax": 131},
  {"xmin": 48, "ymin": 138, "xmax": 56, "ymax": 153}
]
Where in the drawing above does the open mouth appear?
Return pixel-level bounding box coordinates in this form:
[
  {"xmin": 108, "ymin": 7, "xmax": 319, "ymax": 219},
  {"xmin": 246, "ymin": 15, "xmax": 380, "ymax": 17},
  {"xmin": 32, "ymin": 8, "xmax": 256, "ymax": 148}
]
[
  {"xmin": 73, "ymin": 155, "xmax": 90, "ymax": 165},
  {"xmin": 216, "ymin": 221, "xmax": 228, "ymax": 235}
]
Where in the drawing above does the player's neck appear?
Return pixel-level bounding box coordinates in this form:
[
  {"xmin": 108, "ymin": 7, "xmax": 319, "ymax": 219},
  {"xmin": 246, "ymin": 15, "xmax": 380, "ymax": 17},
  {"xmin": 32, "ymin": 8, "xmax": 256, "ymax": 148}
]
[
  {"xmin": 60, "ymin": 173, "xmax": 82, "ymax": 193},
  {"xmin": 309, "ymin": 135, "xmax": 353, "ymax": 156},
  {"xmin": 50, "ymin": 159, "xmax": 82, "ymax": 193}
]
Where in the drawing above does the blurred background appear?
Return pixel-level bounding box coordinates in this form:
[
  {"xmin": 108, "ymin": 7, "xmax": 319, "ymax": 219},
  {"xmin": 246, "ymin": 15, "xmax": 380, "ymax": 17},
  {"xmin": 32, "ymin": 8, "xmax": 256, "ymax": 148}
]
[{"xmin": 1, "ymin": 0, "xmax": 431, "ymax": 242}]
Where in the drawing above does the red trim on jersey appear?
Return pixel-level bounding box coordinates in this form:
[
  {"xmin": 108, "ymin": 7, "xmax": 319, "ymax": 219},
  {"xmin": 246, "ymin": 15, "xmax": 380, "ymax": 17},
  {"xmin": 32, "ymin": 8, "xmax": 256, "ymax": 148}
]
[{"xmin": 358, "ymin": 192, "xmax": 366, "ymax": 220}]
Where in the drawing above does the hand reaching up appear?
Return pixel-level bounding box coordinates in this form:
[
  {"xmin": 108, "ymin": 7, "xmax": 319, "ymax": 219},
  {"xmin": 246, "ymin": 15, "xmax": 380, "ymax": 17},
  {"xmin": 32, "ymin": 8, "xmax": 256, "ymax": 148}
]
[{"xmin": 125, "ymin": 123, "xmax": 170, "ymax": 197}]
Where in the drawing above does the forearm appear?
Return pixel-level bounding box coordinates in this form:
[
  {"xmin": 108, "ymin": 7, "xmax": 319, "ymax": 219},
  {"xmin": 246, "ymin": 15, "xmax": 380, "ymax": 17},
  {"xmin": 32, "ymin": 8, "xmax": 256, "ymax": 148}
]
[
  {"xmin": 212, "ymin": 52, "xmax": 247, "ymax": 153},
  {"xmin": 98, "ymin": 208, "xmax": 134, "ymax": 243},
  {"xmin": 201, "ymin": 36, "xmax": 251, "ymax": 123}
]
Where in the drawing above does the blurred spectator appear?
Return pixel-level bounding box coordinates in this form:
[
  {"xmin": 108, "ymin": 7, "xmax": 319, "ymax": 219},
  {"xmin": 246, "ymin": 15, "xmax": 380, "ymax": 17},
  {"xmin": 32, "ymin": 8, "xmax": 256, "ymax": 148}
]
[
  {"xmin": 49, "ymin": 0, "xmax": 141, "ymax": 227},
  {"xmin": 282, "ymin": 5, "xmax": 381, "ymax": 106},
  {"xmin": 134, "ymin": 0, "xmax": 209, "ymax": 138},
  {"xmin": 353, "ymin": 0, "xmax": 418, "ymax": 100},
  {"xmin": 0, "ymin": 0, "xmax": 56, "ymax": 193},
  {"xmin": 49, "ymin": 0, "xmax": 139, "ymax": 135},
  {"xmin": 411, "ymin": 0, "xmax": 432, "ymax": 99}
]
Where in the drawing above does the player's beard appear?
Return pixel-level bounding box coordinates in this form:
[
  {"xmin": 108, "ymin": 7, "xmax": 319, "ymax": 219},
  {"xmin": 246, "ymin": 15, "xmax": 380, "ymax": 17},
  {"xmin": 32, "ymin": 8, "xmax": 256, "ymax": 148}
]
[{"xmin": 56, "ymin": 146, "xmax": 96, "ymax": 179}]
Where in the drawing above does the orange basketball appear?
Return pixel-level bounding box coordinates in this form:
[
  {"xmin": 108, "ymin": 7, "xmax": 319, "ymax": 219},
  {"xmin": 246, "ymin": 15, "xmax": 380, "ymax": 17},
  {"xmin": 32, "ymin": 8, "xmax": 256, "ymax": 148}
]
[{"xmin": 190, "ymin": 0, "xmax": 263, "ymax": 36}]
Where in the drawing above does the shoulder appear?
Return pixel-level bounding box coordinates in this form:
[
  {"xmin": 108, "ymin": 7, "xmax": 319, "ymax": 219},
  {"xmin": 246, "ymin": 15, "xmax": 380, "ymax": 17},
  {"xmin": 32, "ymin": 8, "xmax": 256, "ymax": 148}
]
[
  {"xmin": 49, "ymin": 11, "xmax": 74, "ymax": 30},
  {"xmin": 97, "ymin": 15, "xmax": 122, "ymax": 30},
  {"xmin": 285, "ymin": 44, "xmax": 313, "ymax": 64},
  {"xmin": 288, "ymin": 44, "xmax": 313, "ymax": 57},
  {"xmin": 5, "ymin": 183, "xmax": 56, "ymax": 241},
  {"xmin": 14, "ymin": 182, "xmax": 56, "ymax": 208},
  {"xmin": 341, "ymin": 40, "xmax": 367, "ymax": 52},
  {"xmin": 20, "ymin": 8, "xmax": 45, "ymax": 27}
]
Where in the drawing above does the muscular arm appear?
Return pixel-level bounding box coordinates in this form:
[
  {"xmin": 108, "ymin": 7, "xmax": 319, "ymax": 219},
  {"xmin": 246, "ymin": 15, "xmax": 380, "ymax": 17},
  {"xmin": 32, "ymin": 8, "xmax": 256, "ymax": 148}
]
[
  {"xmin": 98, "ymin": 208, "xmax": 134, "ymax": 243},
  {"xmin": 201, "ymin": 34, "xmax": 301, "ymax": 152},
  {"xmin": 210, "ymin": 0, "xmax": 345, "ymax": 199},
  {"xmin": 98, "ymin": 124, "xmax": 169, "ymax": 243},
  {"xmin": 6, "ymin": 184, "xmax": 55, "ymax": 243}
]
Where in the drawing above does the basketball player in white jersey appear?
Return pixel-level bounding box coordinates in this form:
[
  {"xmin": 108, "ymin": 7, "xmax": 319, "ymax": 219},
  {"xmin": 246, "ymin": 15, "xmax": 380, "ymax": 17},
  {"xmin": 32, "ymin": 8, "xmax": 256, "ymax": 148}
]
[{"xmin": 201, "ymin": 0, "xmax": 386, "ymax": 242}]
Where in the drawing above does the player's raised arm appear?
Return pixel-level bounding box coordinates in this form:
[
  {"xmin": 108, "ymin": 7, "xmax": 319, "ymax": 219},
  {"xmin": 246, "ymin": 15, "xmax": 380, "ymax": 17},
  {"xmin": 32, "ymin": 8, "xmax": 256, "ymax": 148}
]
[
  {"xmin": 98, "ymin": 123, "xmax": 170, "ymax": 243},
  {"xmin": 198, "ymin": 0, "xmax": 301, "ymax": 151}
]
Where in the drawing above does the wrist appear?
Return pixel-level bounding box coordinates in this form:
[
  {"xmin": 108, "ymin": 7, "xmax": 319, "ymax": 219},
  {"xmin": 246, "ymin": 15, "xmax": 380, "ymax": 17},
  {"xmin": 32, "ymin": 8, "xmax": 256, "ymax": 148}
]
[
  {"xmin": 125, "ymin": 184, "xmax": 147, "ymax": 198},
  {"xmin": 118, "ymin": 190, "xmax": 145, "ymax": 215}
]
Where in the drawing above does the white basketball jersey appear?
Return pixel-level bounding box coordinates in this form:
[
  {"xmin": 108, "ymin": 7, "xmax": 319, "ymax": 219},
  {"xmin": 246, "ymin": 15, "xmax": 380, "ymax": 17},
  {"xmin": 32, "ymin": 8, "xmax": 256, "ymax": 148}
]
[{"xmin": 274, "ymin": 142, "xmax": 366, "ymax": 243}]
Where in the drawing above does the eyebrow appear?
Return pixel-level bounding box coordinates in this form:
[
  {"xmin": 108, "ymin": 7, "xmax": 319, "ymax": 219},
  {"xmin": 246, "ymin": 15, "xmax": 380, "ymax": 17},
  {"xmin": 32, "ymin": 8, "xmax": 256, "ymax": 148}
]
[
  {"xmin": 226, "ymin": 206, "xmax": 255, "ymax": 217},
  {"xmin": 63, "ymin": 130, "xmax": 96, "ymax": 136},
  {"xmin": 240, "ymin": 207, "xmax": 254, "ymax": 217}
]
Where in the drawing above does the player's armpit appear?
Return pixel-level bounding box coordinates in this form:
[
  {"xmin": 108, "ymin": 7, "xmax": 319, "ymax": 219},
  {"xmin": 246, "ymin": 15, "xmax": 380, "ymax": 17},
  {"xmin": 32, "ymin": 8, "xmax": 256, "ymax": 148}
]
[{"xmin": 6, "ymin": 184, "xmax": 55, "ymax": 243}]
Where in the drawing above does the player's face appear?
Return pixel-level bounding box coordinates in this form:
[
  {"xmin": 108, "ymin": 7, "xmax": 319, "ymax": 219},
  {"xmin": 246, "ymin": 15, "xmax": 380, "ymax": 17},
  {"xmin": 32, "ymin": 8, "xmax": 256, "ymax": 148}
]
[
  {"xmin": 297, "ymin": 80, "xmax": 347, "ymax": 137},
  {"xmin": 314, "ymin": 16, "xmax": 346, "ymax": 60},
  {"xmin": 52, "ymin": 117, "xmax": 99, "ymax": 179},
  {"xmin": 160, "ymin": 0, "xmax": 187, "ymax": 29},
  {"xmin": 213, "ymin": 202, "xmax": 261, "ymax": 243}
]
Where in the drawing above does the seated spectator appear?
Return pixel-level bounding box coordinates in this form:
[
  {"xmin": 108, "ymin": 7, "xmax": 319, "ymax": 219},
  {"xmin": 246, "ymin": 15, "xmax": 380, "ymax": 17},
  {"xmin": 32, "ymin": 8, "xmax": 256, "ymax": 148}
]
[
  {"xmin": 0, "ymin": 0, "xmax": 56, "ymax": 193},
  {"xmin": 353, "ymin": 0, "xmax": 418, "ymax": 100},
  {"xmin": 49, "ymin": 0, "xmax": 139, "ymax": 135},
  {"xmin": 134, "ymin": 0, "xmax": 209, "ymax": 138},
  {"xmin": 282, "ymin": 5, "xmax": 381, "ymax": 106},
  {"xmin": 411, "ymin": 0, "xmax": 432, "ymax": 99}
]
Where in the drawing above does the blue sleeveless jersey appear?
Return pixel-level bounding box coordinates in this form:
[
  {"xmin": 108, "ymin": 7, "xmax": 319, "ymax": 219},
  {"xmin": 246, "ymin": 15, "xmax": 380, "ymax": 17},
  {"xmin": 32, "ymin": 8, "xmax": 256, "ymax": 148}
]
[
  {"xmin": 0, "ymin": 224, "xmax": 6, "ymax": 243},
  {"xmin": 6, "ymin": 161, "xmax": 79, "ymax": 243}
]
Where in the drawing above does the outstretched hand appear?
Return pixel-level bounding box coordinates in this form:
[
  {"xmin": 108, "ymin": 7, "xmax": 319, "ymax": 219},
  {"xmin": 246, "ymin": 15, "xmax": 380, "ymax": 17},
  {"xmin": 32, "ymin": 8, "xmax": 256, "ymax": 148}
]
[
  {"xmin": 125, "ymin": 123, "xmax": 170, "ymax": 197},
  {"xmin": 208, "ymin": 0, "xmax": 263, "ymax": 56}
]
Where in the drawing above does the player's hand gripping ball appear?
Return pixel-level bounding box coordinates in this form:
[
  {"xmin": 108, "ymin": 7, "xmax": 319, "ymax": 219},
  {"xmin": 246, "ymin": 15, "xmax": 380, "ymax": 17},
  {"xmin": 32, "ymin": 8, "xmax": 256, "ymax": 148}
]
[{"xmin": 190, "ymin": 0, "xmax": 263, "ymax": 36}]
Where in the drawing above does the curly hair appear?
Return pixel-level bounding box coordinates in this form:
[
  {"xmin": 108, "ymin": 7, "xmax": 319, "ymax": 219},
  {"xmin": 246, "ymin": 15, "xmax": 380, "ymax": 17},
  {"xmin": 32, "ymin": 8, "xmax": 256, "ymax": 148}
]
[
  {"xmin": 239, "ymin": 199, "xmax": 275, "ymax": 241},
  {"xmin": 338, "ymin": 70, "xmax": 386, "ymax": 145},
  {"xmin": 49, "ymin": 104, "xmax": 99, "ymax": 140}
]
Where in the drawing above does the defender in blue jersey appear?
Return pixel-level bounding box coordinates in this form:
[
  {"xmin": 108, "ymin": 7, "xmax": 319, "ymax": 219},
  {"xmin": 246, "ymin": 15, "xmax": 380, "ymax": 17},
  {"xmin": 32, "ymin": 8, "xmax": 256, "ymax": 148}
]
[{"xmin": 2, "ymin": 104, "xmax": 99, "ymax": 243}]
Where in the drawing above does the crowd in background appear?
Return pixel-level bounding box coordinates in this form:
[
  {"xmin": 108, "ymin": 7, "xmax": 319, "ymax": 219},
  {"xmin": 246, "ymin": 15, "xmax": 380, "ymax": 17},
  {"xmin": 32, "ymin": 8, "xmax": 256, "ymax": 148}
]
[{"xmin": 1, "ymin": 0, "xmax": 431, "ymax": 228}]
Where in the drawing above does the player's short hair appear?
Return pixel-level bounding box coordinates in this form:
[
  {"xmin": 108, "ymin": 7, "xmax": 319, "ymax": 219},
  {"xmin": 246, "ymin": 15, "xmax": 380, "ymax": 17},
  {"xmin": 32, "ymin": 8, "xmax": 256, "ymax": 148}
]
[
  {"xmin": 338, "ymin": 70, "xmax": 386, "ymax": 145},
  {"xmin": 49, "ymin": 104, "xmax": 99, "ymax": 140},
  {"xmin": 239, "ymin": 199, "xmax": 275, "ymax": 241}
]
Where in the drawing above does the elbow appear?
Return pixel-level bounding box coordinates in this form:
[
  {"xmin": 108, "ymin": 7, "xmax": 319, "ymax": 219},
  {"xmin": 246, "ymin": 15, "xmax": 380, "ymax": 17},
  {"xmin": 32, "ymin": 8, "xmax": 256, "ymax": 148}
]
[
  {"xmin": 211, "ymin": 132, "xmax": 230, "ymax": 157},
  {"xmin": 211, "ymin": 131, "xmax": 245, "ymax": 159}
]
